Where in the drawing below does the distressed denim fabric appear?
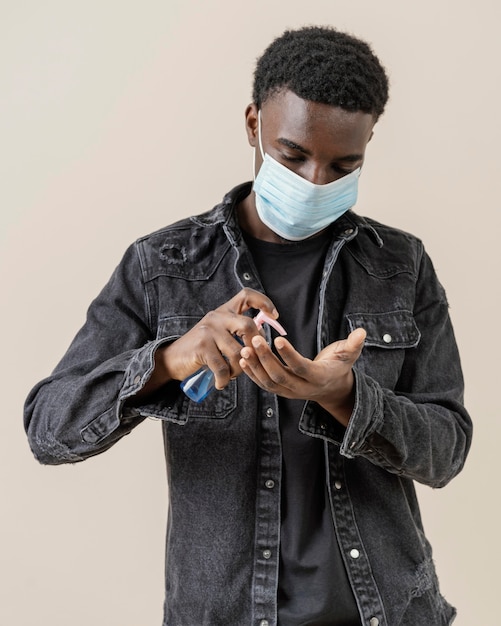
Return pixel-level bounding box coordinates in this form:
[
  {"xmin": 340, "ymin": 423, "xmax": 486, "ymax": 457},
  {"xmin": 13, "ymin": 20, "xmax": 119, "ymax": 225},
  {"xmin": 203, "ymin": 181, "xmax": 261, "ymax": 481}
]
[{"xmin": 25, "ymin": 182, "xmax": 472, "ymax": 626}]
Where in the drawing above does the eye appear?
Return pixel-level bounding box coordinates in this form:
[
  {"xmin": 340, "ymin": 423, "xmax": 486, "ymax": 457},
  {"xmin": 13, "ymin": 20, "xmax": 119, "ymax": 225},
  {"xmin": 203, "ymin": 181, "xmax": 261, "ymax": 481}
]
[
  {"xmin": 281, "ymin": 154, "xmax": 305, "ymax": 163},
  {"xmin": 332, "ymin": 163, "xmax": 358, "ymax": 175}
]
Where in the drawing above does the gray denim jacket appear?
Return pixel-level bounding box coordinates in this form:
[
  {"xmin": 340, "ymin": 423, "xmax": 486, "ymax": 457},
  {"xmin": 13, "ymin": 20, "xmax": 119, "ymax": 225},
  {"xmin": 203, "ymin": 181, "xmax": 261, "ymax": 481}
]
[{"xmin": 24, "ymin": 183, "xmax": 472, "ymax": 626}]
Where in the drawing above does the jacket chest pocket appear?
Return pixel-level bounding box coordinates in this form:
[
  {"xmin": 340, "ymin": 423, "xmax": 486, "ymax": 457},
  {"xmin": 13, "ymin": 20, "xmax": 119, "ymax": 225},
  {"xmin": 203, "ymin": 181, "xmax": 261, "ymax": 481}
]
[
  {"xmin": 157, "ymin": 316, "xmax": 237, "ymax": 421},
  {"xmin": 346, "ymin": 310, "xmax": 420, "ymax": 390}
]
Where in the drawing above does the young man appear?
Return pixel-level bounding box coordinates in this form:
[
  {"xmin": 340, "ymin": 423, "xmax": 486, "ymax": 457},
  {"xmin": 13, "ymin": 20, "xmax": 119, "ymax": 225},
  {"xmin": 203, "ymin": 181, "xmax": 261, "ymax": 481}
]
[{"xmin": 25, "ymin": 26, "xmax": 472, "ymax": 625}]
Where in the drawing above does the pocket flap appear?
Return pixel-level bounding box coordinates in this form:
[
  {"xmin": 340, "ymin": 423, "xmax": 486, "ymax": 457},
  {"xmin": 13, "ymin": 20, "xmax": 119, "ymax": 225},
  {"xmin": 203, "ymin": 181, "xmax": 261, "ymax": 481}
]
[{"xmin": 346, "ymin": 310, "xmax": 420, "ymax": 348}]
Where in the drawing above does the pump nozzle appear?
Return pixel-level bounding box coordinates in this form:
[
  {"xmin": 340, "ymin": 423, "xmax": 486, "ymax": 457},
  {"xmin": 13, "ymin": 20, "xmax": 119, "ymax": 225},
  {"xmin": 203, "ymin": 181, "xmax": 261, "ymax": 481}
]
[{"xmin": 253, "ymin": 310, "xmax": 287, "ymax": 336}]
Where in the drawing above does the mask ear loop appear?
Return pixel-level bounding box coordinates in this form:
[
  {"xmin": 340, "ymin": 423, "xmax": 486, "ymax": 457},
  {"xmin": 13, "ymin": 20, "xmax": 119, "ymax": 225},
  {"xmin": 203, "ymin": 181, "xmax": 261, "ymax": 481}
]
[
  {"xmin": 257, "ymin": 109, "xmax": 265, "ymax": 159},
  {"xmin": 253, "ymin": 109, "xmax": 265, "ymax": 181}
]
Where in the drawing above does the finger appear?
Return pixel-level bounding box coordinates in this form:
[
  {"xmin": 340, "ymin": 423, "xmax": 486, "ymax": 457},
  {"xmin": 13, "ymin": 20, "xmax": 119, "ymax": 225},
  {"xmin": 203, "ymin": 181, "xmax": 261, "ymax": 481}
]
[
  {"xmin": 205, "ymin": 351, "xmax": 232, "ymax": 390},
  {"xmin": 239, "ymin": 344, "xmax": 267, "ymax": 388},
  {"xmin": 239, "ymin": 339, "xmax": 273, "ymax": 381},
  {"xmin": 239, "ymin": 338, "xmax": 284, "ymax": 390},
  {"xmin": 239, "ymin": 351, "xmax": 264, "ymax": 387},
  {"xmin": 226, "ymin": 287, "xmax": 279, "ymax": 319},
  {"xmin": 248, "ymin": 335, "xmax": 293, "ymax": 389},
  {"xmin": 215, "ymin": 334, "xmax": 248, "ymax": 381},
  {"xmin": 273, "ymin": 337, "xmax": 310, "ymax": 379},
  {"xmin": 221, "ymin": 288, "xmax": 281, "ymax": 347},
  {"xmin": 201, "ymin": 329, "xmax": 254, "ymax": 388}
]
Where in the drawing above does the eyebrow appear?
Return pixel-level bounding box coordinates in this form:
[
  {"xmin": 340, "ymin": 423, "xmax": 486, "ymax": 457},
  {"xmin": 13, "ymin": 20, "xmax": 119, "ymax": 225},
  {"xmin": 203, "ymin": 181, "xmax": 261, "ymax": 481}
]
[
  {"xmin": 277, "ymin": 137, "xmax": 363, "ymax": 162},
  {"xmin": 277, "ymin": 137, "xmax": 310, "ymax": 153}
]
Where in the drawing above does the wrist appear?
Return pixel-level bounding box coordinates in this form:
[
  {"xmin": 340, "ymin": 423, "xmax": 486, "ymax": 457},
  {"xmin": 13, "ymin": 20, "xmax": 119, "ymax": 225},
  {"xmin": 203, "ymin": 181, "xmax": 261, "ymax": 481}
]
[
  {"xmin": 133, "ymin": 344, "xmax": 173, "ymax": 400},
  {"xmin": 318, "ymin": 371, "xmax": 355, "ymax": 427},
  {"xmin": 154, "ymin": 344, "xmax": 175, "ymax": 384}
]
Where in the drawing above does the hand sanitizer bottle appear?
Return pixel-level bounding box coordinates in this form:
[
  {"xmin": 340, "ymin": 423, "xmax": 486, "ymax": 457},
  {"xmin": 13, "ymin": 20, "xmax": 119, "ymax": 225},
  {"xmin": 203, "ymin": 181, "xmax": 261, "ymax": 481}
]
[{"xmin": 180, "ymin": 310, "xmax": 287, "ymax": 403}]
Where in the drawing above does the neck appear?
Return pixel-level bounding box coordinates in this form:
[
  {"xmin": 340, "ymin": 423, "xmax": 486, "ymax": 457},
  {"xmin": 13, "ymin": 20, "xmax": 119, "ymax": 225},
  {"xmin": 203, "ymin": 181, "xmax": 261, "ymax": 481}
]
[{"xmin": 237, "ymin": 191, "xmax": 286, "ymax": 243}]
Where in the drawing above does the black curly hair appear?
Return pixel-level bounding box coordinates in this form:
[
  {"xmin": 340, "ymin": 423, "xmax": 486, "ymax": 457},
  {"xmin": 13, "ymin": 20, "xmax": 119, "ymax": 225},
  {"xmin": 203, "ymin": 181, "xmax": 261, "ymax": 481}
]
[{"xmin": 252, "ymin": 26, "xmax": 389, "ymax": 119}]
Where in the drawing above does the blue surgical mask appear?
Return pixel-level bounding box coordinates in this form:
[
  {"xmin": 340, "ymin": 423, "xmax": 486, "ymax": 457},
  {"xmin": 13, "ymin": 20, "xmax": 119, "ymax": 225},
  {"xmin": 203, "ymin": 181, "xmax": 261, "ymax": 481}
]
[{"xmin": 252, "ymin": 111, "xmax": 361, "ymax": 241}]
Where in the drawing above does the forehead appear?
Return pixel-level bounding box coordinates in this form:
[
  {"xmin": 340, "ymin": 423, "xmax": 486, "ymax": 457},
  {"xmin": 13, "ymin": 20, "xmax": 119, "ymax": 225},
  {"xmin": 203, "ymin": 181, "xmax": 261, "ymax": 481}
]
[{"xmin": 261, "ymin": 89, "xmax": 375, "ymax": 149}]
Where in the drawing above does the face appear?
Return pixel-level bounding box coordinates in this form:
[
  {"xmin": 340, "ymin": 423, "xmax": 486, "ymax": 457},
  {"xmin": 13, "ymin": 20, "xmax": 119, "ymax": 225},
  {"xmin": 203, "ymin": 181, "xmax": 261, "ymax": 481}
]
[{"xmin": 239, "ymin": 89, "xmax": 376, "ymax": 241}]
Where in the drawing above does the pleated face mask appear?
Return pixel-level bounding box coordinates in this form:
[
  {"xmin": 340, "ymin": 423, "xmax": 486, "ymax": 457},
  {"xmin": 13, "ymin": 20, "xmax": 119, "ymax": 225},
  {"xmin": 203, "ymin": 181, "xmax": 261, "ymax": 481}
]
[{"xmin": 253, "ymin": 111, "xmax": 360, "ymax": 241}]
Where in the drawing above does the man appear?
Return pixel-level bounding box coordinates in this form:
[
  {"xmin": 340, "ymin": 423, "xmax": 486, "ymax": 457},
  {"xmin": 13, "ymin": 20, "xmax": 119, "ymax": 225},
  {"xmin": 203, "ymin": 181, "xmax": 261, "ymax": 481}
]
[{"xmin": 24, "ymin": 26, "xmax": 472, "ymax": 625}]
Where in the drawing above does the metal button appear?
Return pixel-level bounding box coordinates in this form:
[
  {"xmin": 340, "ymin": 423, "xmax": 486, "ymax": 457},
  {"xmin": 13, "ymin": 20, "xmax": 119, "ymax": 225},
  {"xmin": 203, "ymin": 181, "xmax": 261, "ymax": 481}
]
[
  {"xmin": 350, "ymin": 548, "xmax": 360, "ymax": 559},
  {"xmin": 334, "ymin": 480, "xmax": 342, "ymax": 490},
  {"xmin": 370, "ymin": 618, "xmax": 380, "ymax": 626},
  {"xmin": 243, "ymin": 272, "xmax": 252, "ymax": 281},
  {"xmin": 133, "ymin": 375, "xmax": 141, "ymax": 384},
  {"xmin": 266, "ymin": 408, "xmax": 274, "ymax": 417},
  {"xmin": 382, "ymin": 333, "xmax": 392, "ymax": 343},
  {"xmin": 343, "ymin": 228, "xmax": 354, "ymax": 236},
  {"xmin": 265, "ymin": 480, "xmax": 275, "ymax": 489},
  {"xmin": 263, "ymin": 549, "xmax": 272, "ymax": 559},
  {"xmin": 320, "ymin": 423, "xmax": 326, "ymax": 430}
]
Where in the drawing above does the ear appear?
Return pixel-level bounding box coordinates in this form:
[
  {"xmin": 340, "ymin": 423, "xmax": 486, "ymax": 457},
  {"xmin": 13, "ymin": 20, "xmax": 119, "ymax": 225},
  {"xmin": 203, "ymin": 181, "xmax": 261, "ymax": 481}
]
[{"xmin": 244, "ymin": 103, "xmax": 259, "ymax": 148}]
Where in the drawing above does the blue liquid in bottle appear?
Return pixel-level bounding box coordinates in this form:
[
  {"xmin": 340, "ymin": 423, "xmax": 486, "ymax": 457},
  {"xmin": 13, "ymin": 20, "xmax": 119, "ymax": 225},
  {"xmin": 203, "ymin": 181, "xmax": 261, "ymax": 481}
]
[{"xmin": 180, "ymin": 366, "xmax": 215, "ymax": 403}]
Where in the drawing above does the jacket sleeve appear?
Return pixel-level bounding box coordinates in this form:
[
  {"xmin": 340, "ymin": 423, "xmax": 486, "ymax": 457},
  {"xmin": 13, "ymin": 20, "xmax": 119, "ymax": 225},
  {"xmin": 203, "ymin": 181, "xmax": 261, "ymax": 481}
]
[
  {"xmin": 340, "ymin": 246, "xmax": 473, "ymax": 488},
  {"xmin": 24, "ymin": 242, "xmax": 174, "ymax": 465}
]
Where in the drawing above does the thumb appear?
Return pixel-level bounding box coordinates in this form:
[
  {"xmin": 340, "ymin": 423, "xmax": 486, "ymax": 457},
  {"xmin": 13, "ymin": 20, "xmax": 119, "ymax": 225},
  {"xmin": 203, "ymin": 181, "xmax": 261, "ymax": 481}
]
[
  {"xmin": 332, "ymin": 327, "xmax": 366, "ymax": 362},
  {"xmin": 346, "ymin": 327, "xmax": 367, "ymax": 354},
  {"xmin": 329, "ymin": 327, "xmax": 366, "ymax": 363}
]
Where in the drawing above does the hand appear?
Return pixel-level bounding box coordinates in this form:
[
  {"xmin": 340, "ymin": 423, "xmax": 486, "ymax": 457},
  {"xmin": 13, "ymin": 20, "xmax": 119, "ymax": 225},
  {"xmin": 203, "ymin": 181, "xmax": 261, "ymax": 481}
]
[
  {"xmin": 151, "ymin": 288, "xmax": 279, "ymax": 392},
  {"xmin": 239, "ymin": 328, "xmax": 367, "ymax": 426}
]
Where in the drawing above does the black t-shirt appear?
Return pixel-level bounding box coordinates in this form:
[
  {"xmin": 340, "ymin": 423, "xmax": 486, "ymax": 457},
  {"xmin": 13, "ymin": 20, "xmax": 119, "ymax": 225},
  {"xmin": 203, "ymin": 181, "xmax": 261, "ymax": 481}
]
[{"xmin": 244, "ymin": 230, "xmax": 361, "ymax": 626}]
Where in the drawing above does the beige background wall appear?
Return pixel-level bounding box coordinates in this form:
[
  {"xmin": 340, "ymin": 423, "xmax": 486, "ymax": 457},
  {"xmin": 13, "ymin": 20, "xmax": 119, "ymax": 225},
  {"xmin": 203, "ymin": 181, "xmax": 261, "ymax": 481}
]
[{"xmin": 1, "ymin": 1, "xmax": 499, "ymax": 624}]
